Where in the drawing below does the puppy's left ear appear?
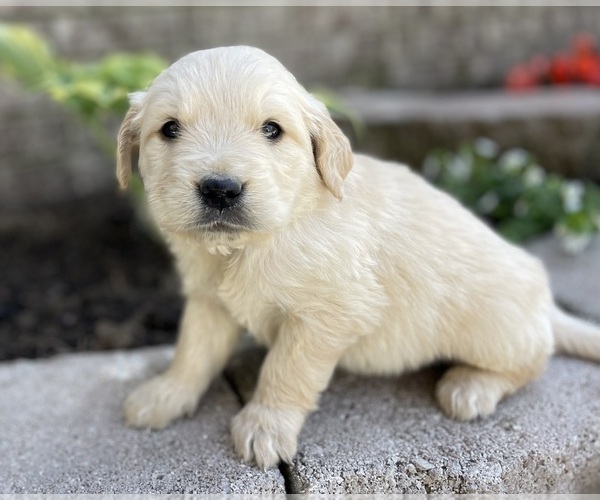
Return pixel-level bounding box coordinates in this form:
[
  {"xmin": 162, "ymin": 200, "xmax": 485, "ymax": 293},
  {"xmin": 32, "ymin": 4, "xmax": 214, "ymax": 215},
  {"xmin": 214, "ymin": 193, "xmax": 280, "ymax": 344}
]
[
  {"xmin": 116, "ymin": 92, "xmax": 145, "ymax": 189},
  {"xmin": 307, "ymin": 97, "xmax": 353, "ymax": 201}
]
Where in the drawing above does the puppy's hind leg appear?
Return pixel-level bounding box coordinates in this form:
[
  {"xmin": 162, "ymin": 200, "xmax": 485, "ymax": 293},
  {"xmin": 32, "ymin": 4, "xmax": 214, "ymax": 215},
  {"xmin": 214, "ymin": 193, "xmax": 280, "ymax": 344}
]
[
  {"xmin": 124, "ymin": 296, "xmax": 243, "ymax": 429},
  {"xmin": 436, "ymin": 306, "xmax": 554, "ymax": 421}
]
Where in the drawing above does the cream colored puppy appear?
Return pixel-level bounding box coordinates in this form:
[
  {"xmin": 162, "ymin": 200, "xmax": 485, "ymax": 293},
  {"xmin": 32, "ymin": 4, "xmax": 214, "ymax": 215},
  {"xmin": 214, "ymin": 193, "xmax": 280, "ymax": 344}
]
[{"xmin": 117, "ymin": 46, "xmax": 600, "ymax": 470}]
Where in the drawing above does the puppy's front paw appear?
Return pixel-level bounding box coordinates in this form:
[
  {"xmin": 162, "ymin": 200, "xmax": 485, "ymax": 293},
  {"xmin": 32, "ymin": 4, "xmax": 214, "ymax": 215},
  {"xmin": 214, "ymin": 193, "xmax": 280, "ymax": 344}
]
[
  {"xmin": 231, "ymin": 403, "xmax": 305, "ymax": 469},
  {"xmin": 123, "ymin": 374, "xmax": 201, "ymax": 430}
]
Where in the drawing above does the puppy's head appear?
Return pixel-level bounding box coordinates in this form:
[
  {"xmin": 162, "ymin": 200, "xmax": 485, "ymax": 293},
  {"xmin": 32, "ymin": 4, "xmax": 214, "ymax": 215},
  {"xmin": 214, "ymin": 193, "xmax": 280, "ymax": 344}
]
[{"xmin": 117, "ymin": 46, "xmax": 352, "ymax": 252}]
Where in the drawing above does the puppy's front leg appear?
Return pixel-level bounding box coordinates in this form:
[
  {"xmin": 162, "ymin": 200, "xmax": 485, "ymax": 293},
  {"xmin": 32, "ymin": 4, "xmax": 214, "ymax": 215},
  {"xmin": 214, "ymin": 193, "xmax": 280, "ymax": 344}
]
[
  {"xmin": 232, "ymin": 317, "xmax": 352, "ymax": 469},
  {"xmin": 124, "ymin": 295, "xmax": 243, "ymax": 429}
]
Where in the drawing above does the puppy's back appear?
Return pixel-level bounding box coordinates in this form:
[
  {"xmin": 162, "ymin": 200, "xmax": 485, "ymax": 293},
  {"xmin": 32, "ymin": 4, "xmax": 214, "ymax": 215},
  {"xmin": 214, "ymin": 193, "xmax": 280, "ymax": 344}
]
[{"xmin": 338, "ymin": 154, "xmax": 553, "ymax": 375}]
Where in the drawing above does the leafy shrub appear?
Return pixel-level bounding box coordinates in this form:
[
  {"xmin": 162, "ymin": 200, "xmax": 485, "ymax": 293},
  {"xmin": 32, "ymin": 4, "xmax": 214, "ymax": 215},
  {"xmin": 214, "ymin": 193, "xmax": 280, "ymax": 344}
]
[
  {"xmin": 0, "ymin": 23, "xmax": 166, "ymax": 157},
  {"xmin": 423, "ymin": 138, "xmax": 600, "ymax": 253}
]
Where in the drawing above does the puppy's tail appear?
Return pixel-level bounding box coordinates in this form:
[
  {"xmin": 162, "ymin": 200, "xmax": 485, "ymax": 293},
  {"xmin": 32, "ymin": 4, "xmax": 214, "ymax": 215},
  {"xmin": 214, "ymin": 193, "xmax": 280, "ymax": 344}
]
[{"xmin": 551, "ymin": 305, "xmax": 600, "ymax": 362}]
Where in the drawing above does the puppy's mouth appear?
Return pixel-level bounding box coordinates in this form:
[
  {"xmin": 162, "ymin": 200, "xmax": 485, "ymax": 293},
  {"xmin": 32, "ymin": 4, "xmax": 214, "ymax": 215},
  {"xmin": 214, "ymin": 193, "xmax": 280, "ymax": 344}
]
[
  {"xmin": 201, "ymin": 220, "xmax": 246, "ymax": 233},
  {"xmin": 198, "ymin": 209, "xmax": 253, "ymax": 233}
]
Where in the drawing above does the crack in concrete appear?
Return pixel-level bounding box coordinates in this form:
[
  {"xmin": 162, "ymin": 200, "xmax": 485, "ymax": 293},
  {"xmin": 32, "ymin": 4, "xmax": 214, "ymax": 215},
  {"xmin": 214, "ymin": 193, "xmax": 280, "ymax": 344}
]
[
  {"xmin": 221, "ymin": 370, "xmax": 300, "ymax": 494},
  {"xmin": 279, "ymin": 461, "xmax": 309, "ymax": 494}
]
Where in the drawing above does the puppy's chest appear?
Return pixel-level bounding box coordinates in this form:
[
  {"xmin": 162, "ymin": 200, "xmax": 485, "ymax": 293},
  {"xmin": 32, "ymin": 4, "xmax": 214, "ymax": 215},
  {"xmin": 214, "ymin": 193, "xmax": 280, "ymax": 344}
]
[{"xmin": 216, "ymin": 266, "xmax": 282, "ymax": 346}]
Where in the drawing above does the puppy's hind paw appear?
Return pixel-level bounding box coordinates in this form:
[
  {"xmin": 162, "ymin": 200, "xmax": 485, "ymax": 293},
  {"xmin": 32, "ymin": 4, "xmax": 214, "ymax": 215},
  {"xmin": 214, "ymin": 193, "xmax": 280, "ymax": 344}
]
[
  {"xmin": 231, "ymin": 403, "xmax": 305, "ymax": 470},
  {"xmin": 123, "ymin": 374, "xmax": 201, "ymax": 430},
  {"xmin": 436, "ymin": 365, "xmax": 514, "ymax": 421}
]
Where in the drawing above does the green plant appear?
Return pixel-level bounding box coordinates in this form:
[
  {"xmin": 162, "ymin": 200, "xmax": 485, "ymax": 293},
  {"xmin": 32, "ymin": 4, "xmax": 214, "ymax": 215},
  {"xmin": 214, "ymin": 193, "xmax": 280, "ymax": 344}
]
[
  {"xmin": 422, "ymin": 138, "xmax": 600, "ymax": 253},
  {"xmin": 0, "ymin": 23, "xmax": 167, "ymax": 159}
]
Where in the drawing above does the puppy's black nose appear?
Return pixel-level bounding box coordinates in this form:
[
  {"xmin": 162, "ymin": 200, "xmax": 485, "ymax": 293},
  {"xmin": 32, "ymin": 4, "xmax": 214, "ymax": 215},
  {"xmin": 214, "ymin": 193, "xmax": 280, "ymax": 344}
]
[{"xmin": 198, "ymin": 177, "xmax": 243, "ymax": 209}]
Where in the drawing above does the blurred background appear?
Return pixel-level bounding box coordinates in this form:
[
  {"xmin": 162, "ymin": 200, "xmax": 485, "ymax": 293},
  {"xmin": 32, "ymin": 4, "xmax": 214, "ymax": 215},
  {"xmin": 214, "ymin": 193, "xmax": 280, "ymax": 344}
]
[{"xmin": 1, "ymin": 6, "xmax": 599, "ymax": 360}]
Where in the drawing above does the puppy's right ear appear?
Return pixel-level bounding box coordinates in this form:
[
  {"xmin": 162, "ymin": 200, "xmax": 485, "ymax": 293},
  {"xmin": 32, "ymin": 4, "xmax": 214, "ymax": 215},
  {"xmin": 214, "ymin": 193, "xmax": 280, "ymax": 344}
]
[{"xmin": 116, "ymin": 92, "xmax": 145, "ymax": 189}]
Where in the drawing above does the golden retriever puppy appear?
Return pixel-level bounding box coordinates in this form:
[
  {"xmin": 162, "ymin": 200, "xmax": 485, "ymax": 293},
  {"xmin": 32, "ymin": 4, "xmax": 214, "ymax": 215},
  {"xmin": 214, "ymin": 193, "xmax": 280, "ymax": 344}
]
[{"xmin": 116, "ymin": 46, "xmax": 600, "ymax": 469}]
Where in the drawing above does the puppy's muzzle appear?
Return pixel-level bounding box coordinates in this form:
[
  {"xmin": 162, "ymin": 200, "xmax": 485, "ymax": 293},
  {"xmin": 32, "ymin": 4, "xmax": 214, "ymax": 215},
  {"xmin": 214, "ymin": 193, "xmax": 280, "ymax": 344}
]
[{"xmin": 198, "ymin": 177, "xmax": 243, "ymax": 209}]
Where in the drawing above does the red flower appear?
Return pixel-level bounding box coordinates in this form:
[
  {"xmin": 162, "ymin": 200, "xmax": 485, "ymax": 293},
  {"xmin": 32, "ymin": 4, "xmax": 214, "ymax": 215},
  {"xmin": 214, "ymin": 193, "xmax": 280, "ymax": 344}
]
[
  {"xmin": 572, "ymin": 33, "xmax": 598, "ymax": 57},
  {"xmin": 505, "ymin": 64, "xmax": 538, "ymax": 91},
  {"xmin": 505, "ymin": 33, "xmax": 600, "ymax": 89},
  {"xmin": 574, "ymin": 54, "xmax": 599, "ymax": 83},
  {"xmin": 527, "ymin": 55, "xmax": 550, "ymax": 82},
  {"xmin": 549, "ymin": 53, "xmax": 576, "ymax": 85}
]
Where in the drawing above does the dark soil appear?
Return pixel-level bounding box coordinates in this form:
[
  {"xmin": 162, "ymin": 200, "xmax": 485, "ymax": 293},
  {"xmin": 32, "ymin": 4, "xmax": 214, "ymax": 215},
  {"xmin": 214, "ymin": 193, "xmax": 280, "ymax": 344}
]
[{"xmin": 0, "ymin": 191, "xmax": 182, "ymax": 361}]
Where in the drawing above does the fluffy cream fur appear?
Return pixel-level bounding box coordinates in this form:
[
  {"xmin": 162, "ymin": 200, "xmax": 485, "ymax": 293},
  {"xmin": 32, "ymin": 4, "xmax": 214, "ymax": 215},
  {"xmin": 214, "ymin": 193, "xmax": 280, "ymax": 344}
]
[{"xmin": 116, "ymin": 46, "xmax": 600, "ymax": 470}]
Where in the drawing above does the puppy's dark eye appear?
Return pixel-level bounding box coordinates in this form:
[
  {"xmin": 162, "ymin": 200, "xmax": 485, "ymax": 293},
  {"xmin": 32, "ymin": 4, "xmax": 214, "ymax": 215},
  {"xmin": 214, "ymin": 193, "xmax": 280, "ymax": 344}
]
[
  {"xmin": 161, "ymin": 120, "xmax": 180, "ymax": 139},
  {"xmin": 261, "ymin": 121, "xmax": 282, "ymax": 140}
]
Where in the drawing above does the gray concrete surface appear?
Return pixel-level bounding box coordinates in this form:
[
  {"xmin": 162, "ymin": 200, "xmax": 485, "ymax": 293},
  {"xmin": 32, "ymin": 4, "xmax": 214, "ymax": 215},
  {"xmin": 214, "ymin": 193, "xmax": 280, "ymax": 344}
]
[
  {"xmin": 1, "ymin": 235, "xmax": 599, "ymax": 493},
  {"xmin": 529, "ymin": 234, "xmax": 600, "ymax": 321},
  {"xmin": 0, "ymin": 348, "xmax": 285, "ymax": 494},
  {"xmin": 227, "ymin": 352, "xmax": 600, "ymax": 494}
]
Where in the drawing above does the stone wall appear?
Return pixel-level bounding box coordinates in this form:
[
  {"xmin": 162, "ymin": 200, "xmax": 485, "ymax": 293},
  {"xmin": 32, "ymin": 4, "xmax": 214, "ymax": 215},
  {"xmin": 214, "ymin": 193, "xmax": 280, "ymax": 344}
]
[
  {"xmin": 5, "ymin": 6, "xmax": 600, "ymax": 89},
  {"xmin": 1, "ymin": 6, "xmax": 599, "ymax": 207}
]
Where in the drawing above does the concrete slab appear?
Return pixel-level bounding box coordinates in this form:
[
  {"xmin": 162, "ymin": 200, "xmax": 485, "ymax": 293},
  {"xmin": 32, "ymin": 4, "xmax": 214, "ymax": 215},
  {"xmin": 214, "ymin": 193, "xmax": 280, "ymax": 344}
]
[
  {"xmin": 341, "ymin": 88, "xmax": 600, "ymax": 124},
  {"xmin": 528, "ymin": 234, "xmax": 600, "ymax": 321},
  {"xmin": 292, "ymin": 359, "xmax": 600, "ymax": 494},
  {"xmin": 0, "ymin": 347, "xmax": 285, "ymax": 494},
  {"xmin": 226, "ymin": 344, "xmax": 600, "ymax": 494}
]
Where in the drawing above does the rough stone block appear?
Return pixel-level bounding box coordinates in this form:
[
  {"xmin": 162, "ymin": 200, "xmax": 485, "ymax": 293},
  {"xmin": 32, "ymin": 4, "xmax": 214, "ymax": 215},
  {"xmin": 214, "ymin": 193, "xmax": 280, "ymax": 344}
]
[
  {"xmin": 0, "ymin": 347, "xmax": 285, "ymax": 494},
  {"xmin": 293, "ymin": 359, "xmax": 600, "ymax": 493},
  {"xmin": 225, "ymin": 344, "xmax": 600, "ymax": 494}
]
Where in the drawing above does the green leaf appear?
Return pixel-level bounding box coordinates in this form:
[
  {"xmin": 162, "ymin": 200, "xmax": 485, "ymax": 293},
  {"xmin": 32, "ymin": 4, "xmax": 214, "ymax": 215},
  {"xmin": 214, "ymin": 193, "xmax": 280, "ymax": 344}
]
[
  {"xmin": 0, "ymin": 23, "xmax": 58, "ymax": 89},
  {"xmin": 424, "ymin": 137, "xmax": 600, "ymax": 250}
]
